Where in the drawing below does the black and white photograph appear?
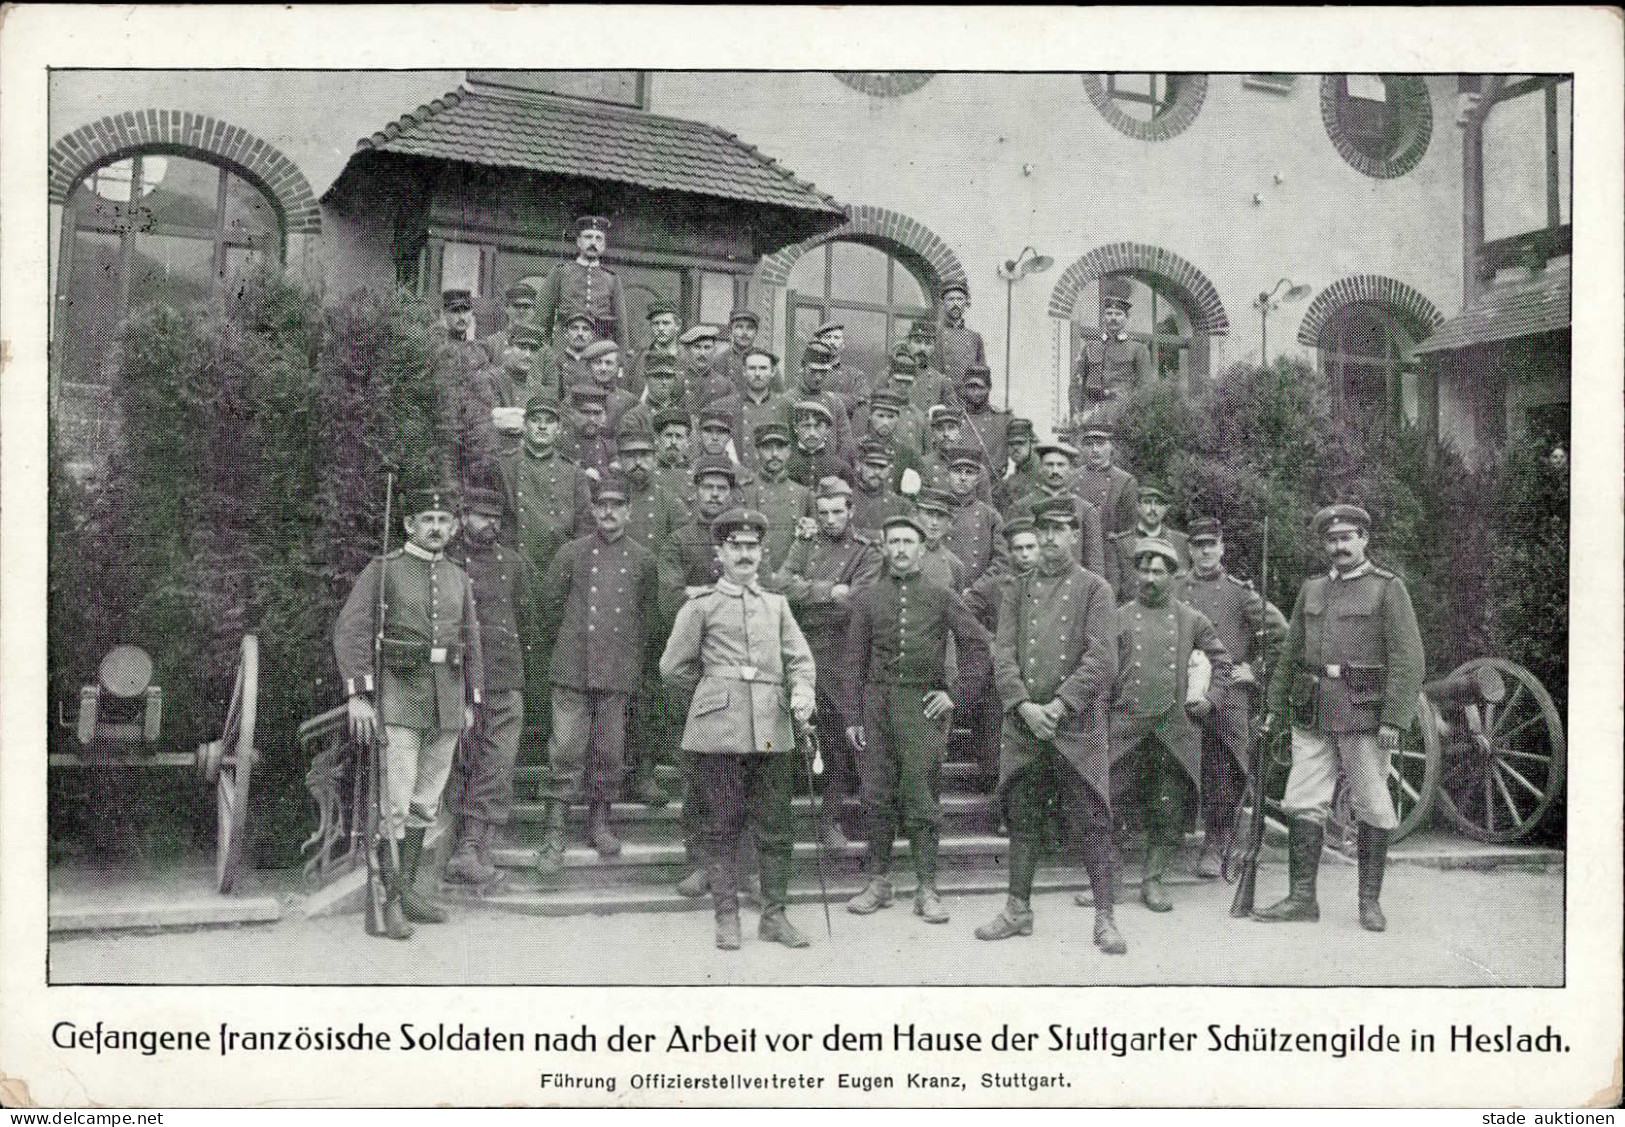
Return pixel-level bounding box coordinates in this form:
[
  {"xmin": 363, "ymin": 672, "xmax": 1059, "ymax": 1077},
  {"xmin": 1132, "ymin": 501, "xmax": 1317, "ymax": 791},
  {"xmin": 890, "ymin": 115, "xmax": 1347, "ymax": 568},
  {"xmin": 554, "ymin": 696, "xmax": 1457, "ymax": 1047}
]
[{"xmin": 2, "ymin": 4, "xmax": 1620, "ymax": 1111}]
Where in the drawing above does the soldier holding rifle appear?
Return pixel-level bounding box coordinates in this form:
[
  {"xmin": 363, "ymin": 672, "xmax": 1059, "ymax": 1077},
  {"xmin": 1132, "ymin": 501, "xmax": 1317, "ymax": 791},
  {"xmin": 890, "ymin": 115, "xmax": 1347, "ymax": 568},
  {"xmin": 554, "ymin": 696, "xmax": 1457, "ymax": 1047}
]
[{"xmin": 334, "ymin": 484, "xmax": 484, "ymax": 938}]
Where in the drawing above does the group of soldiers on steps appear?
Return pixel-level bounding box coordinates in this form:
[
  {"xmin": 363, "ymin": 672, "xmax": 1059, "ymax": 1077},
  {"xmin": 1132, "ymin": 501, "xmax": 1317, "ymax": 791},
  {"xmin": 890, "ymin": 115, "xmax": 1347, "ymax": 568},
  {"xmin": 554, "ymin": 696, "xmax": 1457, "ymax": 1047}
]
[{"xmin": 334, "ymin": 215, "xmax": 1426, "ymax": 953}]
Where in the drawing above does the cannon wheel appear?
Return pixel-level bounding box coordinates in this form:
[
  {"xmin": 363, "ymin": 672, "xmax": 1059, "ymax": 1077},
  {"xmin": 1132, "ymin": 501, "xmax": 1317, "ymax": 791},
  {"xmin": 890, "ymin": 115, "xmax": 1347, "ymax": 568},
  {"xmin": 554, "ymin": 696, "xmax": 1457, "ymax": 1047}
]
[
  {"xmin": 1436, "ymin": 657, "xmax": 1565, "ymax": 843},
  {"xmin": 1328, "ymin": 691, "xmax": 1442, "ymax": 852},
  {"xmin": 213, "ymin": 635, "xmax": 259, "ymax": 893}
]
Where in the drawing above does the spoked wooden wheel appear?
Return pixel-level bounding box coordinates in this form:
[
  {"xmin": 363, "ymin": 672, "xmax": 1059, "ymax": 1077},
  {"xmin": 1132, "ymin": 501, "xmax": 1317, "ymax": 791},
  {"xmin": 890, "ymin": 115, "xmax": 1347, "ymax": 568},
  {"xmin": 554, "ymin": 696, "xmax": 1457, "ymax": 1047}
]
[
  {"xmin": 1435, "ymin": 658, "xmax": 1566, "ymax": 843},
  {"xmin": 1327, "ymin": 692, "xmax": 1441, "ymax": 851},
  {"xmin": 198, "ymin": 635, "xmax": 259, "ymax": 893}
]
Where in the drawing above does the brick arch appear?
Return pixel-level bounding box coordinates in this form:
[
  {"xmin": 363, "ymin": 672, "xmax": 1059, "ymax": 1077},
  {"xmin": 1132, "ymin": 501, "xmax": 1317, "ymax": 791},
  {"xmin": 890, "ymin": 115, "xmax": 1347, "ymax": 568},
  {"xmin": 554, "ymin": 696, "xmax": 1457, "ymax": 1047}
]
[
  {"xmin": 49, "ymin": 110, "xmax": 320, "ymax": 236},
  {"xmin": 1295, "ymin": 274, "xmax": 1444, "ymax": 347},
  {"xmin": 1047, "ymin": 242, "xmax": 1230, "ymax": 335},
  {"xmin": 754, "ymin": 204, "xmax": 968, "ymax": 299}
]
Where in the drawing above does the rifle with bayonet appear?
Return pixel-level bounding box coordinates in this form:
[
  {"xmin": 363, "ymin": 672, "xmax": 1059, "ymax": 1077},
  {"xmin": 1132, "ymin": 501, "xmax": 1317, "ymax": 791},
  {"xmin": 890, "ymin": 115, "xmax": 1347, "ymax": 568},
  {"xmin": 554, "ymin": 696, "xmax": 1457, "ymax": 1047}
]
[
  {"xmin": 1228, "ymin": 513, "xmax": 1277, "ymax": 917},
  {"xmin": 363, "ymin": 473, "xmax": 410, "ymax": 938}
]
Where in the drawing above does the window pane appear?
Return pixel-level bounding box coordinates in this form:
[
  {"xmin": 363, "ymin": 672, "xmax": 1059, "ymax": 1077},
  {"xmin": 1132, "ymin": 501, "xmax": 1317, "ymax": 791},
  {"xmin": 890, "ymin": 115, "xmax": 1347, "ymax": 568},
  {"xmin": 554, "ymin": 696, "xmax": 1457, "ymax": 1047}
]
[
  {"xmin": 1346, "ymin": 74, "xmax": 1388, "ymax": 102},
  {"xmin": 890, "ymin": 261, "xmax": 929, "ymax": 309},
  {"xmin": 83, "ymin": 158, "xmax": 138, "ymax": 204},
  {"xmin": 141, "ymin": 155, "xmax": 221, "ymax": 232},
  {"xmin": 1482, "ymin": 89, "xmax": 1550, "ymax": 241},
  {"xmin": 785, "ymin": 245, "xmax": 827, "ymax": 297},
  {"xmin": 440, "ymin": 242, "xmax": 483, "ymax": 296},
  {"xmin": 223, "ymin": 173, "xmax": 279, "ymax": 251},
  {"xmin": 128, "ymin": 231, "xmax": 216, "ymax": 312},
  {"xmin": 1112, "ymin": 74, "xmax": 1154, "ymax": 100},
  {"xmin": 1556, "ymin": 79, "xmax": 1572, "ymax": 225},
  {"xmin": 57, "ymin": 229, "xmax": 123, "ymax": 387},
  {"xmin": 698, "ymin": 270, "xmax": 734, "ymax": 328},
  {"xmin": 790, "ymin": 303, "xmax": 824, "ymax": 362},
  {"xmin": 829, "ymin": 241, "xmax": 889, "ymax": 305}
]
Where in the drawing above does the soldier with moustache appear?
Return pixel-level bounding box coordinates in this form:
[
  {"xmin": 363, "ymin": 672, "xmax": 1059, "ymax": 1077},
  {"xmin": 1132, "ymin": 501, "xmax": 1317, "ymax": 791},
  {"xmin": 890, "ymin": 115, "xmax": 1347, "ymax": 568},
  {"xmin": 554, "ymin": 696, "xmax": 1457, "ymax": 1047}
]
[
  {"xmin": 627, "ymin": 301, "xmax": 683, "ymax": 399},
  {"xmin": 479, "ymin": 280, "xmax": 540, "ymax": 368},
  {"xmin": 1106, "ymin": 482, "xmax": 1191, "ymax": 604},
  {"xmin": 679, "ymin": 325, "xmax": 725, "ymax": 406},
  {"xmin": 334, "ymin": 485, "xmax": 484, "ymax": 939},
  {"xmin": 1256, "ymin": 504, "xmax": 1424, "ymax": 933},
  {"xmin": 854, "ymin": 386, "xmax": 925, "ymax": 492},
  {"xmin": 1070, "ymin": 276, "xmax": 1151, "ymax": 427},
  {"xmin": 933, "ymin": 281, "xmax": 987, "ymax": 384},
  {"xmin": 995, "ymin": 418, "xmax": 1041, "ymax": 516},
  {"xmin": 770, "ymin": 477, "xmax": 885, "ymax": 849},
  {"xmin": 841, "ymin": 512, "xmax": 991, "ymax": 924},
  {"xmin": 693, "ymin": 406, "xmax": 739, "ymax": 468},
  {"xmin": 1013, "ymin": 440, "xmax": 1106, "ymax": 578},
  {"xmin": 500, "ymin": 394, "xmax": 593, "ymax": 776},
  {"xmin": 795, "ymin": 342, "xmax": 859, "ymax": 461},
  {"xmin": 537, "ymin": 308, "xmax": 597, "ymax": 400},
  {"xmin": 849, "ymin": 439, "xmax": 912, "ymax": 536},
  {"xmin": 615, "ymin": 428, "xmax": 690, "ymax": 810},
  {"xmin": 976, "ymin": 498, "xmax": 1125, "ymax": 954},
  {"xmin": 536, "ymin": 470, "xmax": 660, "ymax": 868},
  {"xmin": 811, "ymin": 320, "xmax": 868, "ymax": 404},
  {"xmin": 787, "ymin": 399, "xmax": 856, "ymax": 490},
  {"xmin": 651, "ymin": 407, "xmax": 697, "ymax": 506},
  {"xmin": 1174, "ymin": 517, "xmax": 1288, "ymax": 877},
  {"xmin": 660, "ymin": 508, "xmax": 819, "ymax": 951},
  {"xmin": 438, "ymin": 287, "xmax": 489, "ymax": 372},
  {"xmin": 535, "ymin": 215, "xmax": 630, "ymax": 353},
  {"xmin": 905, "ymin": 322, "xmax": 959, "ymax": 411},
  {"xmin": 715, "ymin": 349, "xmax": 795, "ymax": 471},
  {"xmin": 561, "ymin": 385, "xmax": 617, "ymax": 482},
  {"xmin": 740, "ymin": 422, "xmax": 814, "ymax": 574},
  {"xmin": 457, "ymin": 319, "xmax": 545, "ymax": 482},
  {"xmin": 1105, "ymin": 538, "xmax": 1231, "ymax": 914},
  {"xmin": 919, "ymin": 406, "xmax": 993, "ymax": 504},
  {"xmin": 443, "ymin": 486, "xmax": 535, "ymax": 888}
]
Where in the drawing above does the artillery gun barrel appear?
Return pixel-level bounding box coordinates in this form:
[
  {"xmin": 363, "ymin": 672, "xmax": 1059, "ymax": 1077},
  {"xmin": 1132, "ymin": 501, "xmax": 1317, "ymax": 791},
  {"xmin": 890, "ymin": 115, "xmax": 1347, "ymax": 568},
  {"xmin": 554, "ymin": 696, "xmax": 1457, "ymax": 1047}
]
[{"xmin": 1421, "ymin": 665, "xmax": 1507, "ymax": 708}]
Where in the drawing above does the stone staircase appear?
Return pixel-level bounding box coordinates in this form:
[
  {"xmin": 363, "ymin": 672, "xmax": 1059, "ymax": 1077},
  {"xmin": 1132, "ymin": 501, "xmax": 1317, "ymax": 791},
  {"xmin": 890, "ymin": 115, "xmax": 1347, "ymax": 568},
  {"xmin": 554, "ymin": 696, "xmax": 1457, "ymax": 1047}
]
[{"xmin": 436, "ymin": 742, "xmax": 1212, "ymax": 917}]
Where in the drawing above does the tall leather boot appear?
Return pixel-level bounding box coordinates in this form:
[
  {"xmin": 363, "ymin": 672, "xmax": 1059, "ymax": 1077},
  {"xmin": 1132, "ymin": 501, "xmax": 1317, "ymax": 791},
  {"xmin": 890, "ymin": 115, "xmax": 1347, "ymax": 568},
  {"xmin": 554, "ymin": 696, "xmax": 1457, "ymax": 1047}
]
[
  {"xmin": 588, "ymin": 801, "xmax": 622, "ymax": 857},
  {"xmin": 1139, "ymin": 840, "xmax": 1173, "ymax": 912},
  {"xmin": 911, "ymin": 826, "xmax": 949, "ymax": 923},
  {"xmin": 1357, "ymin": 822, "xmax": 1390, "ymax": 932},
  {"xmin": 709, "ymin": 840, "xmax": 742, "ymax": 951},
  {"xmin": 398, "ymin": 828, "xmax": 448, "ymax": 924},
  {"xmin": 756, "ymin": 851, "xmax": 810, "ymax": 948},
  {"xmin": 848, "ymin": 808, "xmax": 895, "ymax": 914},
  {"xmin": 366, "ymin": 841, "xmax": 414, "ymax": 940},
  {"xmin": 1254, "ymin": 818, "xmax": 1323, "ymax": 922},
  {"xmin": 536, "ymin": 801, "xmax": 566, "ymax": 875},
  {"xmin": 975, "ymin": 837, "xmax": 1036, "ymax": 939}
]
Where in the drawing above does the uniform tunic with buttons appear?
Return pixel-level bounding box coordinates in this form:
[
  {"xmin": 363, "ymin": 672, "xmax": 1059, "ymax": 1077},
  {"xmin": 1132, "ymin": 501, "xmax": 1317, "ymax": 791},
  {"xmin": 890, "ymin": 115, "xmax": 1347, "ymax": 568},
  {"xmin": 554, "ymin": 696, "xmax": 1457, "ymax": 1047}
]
[
  {"xmin": 535, "ymin": 260, "xmax": 629, "ymax": 352},
  {"xmin": 944, "ymin": 494, "xmax": 1008, "ymax": 583},
  {"xmin": 560, "ymin": 429, "xmax": 615, "ymax": 482},
  {"xmin": 660, "ymin": 578, "xmax": 817, "ymax": 756},
  {"xmin": 1015, "ymin": 488, "xmax": 1107, "ymax": 578},
  {"xmin": 1073, "ymin": 463, "xmax": 1139, "ymax": 538},
  {"xmin": 1109, "ymin": 597, "xmax": 1231, "ymax": 784},
  {"xmin": 919, "ymin": 449, "xmax": 994, "ymax": 505},
  {"xmin": 446, "ymin": 538, "xmax": 534, "ymax": 694},
  {"xmin": 786, "ymin": 444, "xmax": 855, "ymax": 493},
  {"xmin": 839, "ymin": 571, "xmax": 990, "ymax": 727},
  {"xmin": 627, "ymin": 342, "xmax": 681, "ymax": 399},
  {"xmin": 622, "ymin": 476, "xmax": 688, "ymax": 559},
  {"xmin": 993, "ymin": 559, "xmax": 1118, "ymax": 800},
  {"xmin": 1070, "ymin": 334, "xmax": 1151, "ymax": 421},
  {"xmin": 739, "ymin": 473, "xmax": 813, "ymax": 573},
  {"xmin": 960, "ymin": 403, "xmax": 1011, "ymax": 480},
  {"xmin": 849, "ymin": 480, "xmax": 911, "ymax": 536},
  {"xmin": 652, "ymin": 458, "xmax": 697, "ymax": 511},
  {"xmin": 1175, "ymin": 568, "xmax": 1288, "ymax": 762},
  {"xmin": 771, "ymin": 527, "xmax": 884, "ymax": 649},
  {"xmin": 1267, "ymin": 561, "xmax": 1425, "ymax": 734},
  {"xmin": 933, "ymin": 322, "xmax": 987, "ymax": 382},
  {"xmin": 500, "ymin": 447, "xmax": 592, "ymax": 574},
  {"xmin": 996, "ymin": 456, "xmax": 1042, "ymax": 517},
  {"xmin": 541, "ymin": 530, "xmax": 658, "ymax": 695},
  {"xmin": 535, "ymin": 346, "xmax": 589, "ymax": 402},
  {"xmin": 333, "ymin": 546, "xmax": 486, "ymax": 731}
]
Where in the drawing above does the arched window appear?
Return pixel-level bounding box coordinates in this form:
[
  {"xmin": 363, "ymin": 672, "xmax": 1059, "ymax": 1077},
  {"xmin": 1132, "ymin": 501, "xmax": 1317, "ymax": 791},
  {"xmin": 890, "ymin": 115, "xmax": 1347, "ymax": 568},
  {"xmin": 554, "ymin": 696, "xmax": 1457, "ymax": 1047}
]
[
  {"xmin": 784, "ymin": 239, "xmax": 934, "ymax": 380},
  {"xmin": 1068, "ymin": 272, "xmax": 1209, "ymax": 394},
  {"xmin": 1318, "ymin": 303, "xmax": 1418, "ymax": 440},
  {"xmin": 54, "ymin": 152, "xmax": 283, "ymax": 394}
]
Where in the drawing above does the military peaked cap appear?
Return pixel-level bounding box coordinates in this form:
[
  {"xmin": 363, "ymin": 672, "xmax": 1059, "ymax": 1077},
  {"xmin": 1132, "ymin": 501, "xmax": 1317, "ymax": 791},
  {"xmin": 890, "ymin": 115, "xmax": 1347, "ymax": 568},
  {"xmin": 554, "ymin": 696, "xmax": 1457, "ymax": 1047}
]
[
  {"xmin": 946, "ymin": 444, "xmax": 984, "ymax": 470},
  {"xmin": 462, "ymin": 486, "xmax": 505, "ymax": 518},
  {"xmin": 1312, "ymin": 503, "xmax": 1372, "ymax": 537},
  {"xmin": 1188, "ymin": 517, "xmax": 1224, "ymax": 543},
  {"xmin": 509, "ymin": 321, "xmax": 545, "ymax": 347},
  {"xmin": 814, "ymin": 319, "xmax": 844, "ymax": 336},
  {"xmin": 1077, "ymin": 421, "xmax": 1116, "ymax": 440},
  {"xmin": 728, "ymin": 309, "xmax": 760, "ymax": 327},
  {"xmin": 802, "ymin": 340, "xmax": 838, "ymax": 367},
  {"xmin": 909, "ymin": 320, "xmax": 939, "ymax": 341},
  {"xmin": 940, "ymin": 280, "xmax": 970, "ymax": 299},
  {"xmin": 1003, "ymin": 516, "xmax": 1037, "ymax": 539},
  {"xmin": 645, "ymin": 301, "xmax": 678, "ymax": 321},
  {"xmin": 1102, "ymin": 276, "xmax": 1134, "ymax": 308},
  {"xmin": 881, "ymin": 513, "xmax": 926, "ymax": 540},
  {"xmin": 1007, "ymin": 417, "xmax": 1035, "ymax": 439},
  {"xmin": 692, "ymin": 455, "xmax": 741, "ymax": 485},
  {"xmin": 680, "ymin": 325, "xmax": 719, "ymax": 345},
  {"xmin": 592, "ymin": 470, "xmax": 631, "ymax": 502},
  {"xmin": 858, "ymin": 439, "xmax": 895, "ymax": 465},
  {"xmin": 889, "ymin": 351, "xmax": 919, "ymax": 375},
  {"xmin": 928, "ymin": 405, "xmax": 965, "ymax": 428},
  {"xmin": 652, "ymin": 407, "xmax": 692, "ymax": 433},
  {"xmin": 570, "ymin": 385, "xmax": 610, "ymax": 405},
  {"xmin": 582, "ymin": 339, "xmax": 620, "ymax": 363},
  {"xmin": 643, "ymin": 354, "xmax": 679, "ymax": 378},
  {"xmin": 868, "ymin": 389, "xmax": 908, "ymax": 412},
  {"xmin": 616, "ymin": 430, "xmax": 656, "ymax": 454},
  {"xmin": 524, "ymin": 394, "xmax": 563, "ymax": 420},
  {"xmin": 441, "ymin": 288, "xmax": 474, "ymax": 312},
  {"xmin": 1138, "ymin": 482, "xmax": 1172, "ymax": 502},
  {"xmin": 560, "ymin": 306, "xmax": 595, "ymax": 328},
  {"xmin": 574, "ymin": 214, "xmax": 611, "ymax": 235},
  {"xmin": 1133, "ymin": 537, "xmax": 1182, "ymax": 568},
  {"xmin": 504, "ymin": 280, "xmax": 538, "ymax": 302},
  {"xmin": 961, "ymin": 363, "xmax": 992, "ymax": 386},
  {"xmin": 711, "ymin": 507, "xmax": 768, "ymax": 544},
  {"xmin": 698, "ymin": 407, "xmax": 734, "ymax": 431},
  {"xmin": 913, "ymin": 487, "xmax": 954, "ymax": 515},
  {"xmin": 793, "ymin": 399, "xmax": 834, "ymax": 423},
  {"xmin": 753, "ymin": 422, "xmax": 792, "ymax": 448},
  {"xmin": 1031, "ymin": 496, "xmax": 1080, "ymax": 527},
  {"xmin": 405, "ymin": 484, "xmax": 459, "ymax": 516}
]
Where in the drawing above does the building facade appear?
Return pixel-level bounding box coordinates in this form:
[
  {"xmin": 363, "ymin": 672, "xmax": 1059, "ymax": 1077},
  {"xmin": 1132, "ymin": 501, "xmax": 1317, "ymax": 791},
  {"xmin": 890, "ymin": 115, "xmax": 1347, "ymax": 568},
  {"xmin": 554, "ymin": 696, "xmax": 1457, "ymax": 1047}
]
[{"xmin": 48, "ymin": 70, "xmax": 1566, "ymax": 465}]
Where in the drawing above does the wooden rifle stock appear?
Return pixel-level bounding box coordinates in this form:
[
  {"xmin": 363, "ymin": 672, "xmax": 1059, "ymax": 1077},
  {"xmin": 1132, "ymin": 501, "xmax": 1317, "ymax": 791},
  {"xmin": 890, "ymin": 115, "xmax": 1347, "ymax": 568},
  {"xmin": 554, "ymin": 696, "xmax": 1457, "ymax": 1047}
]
[
  {"xmin": 363, "ymin": 474, "xmax": 400, "ymax": 936},
  {"xmin": 1229, "ymin": 513, "xmax": 1271, "ymax": 918}
]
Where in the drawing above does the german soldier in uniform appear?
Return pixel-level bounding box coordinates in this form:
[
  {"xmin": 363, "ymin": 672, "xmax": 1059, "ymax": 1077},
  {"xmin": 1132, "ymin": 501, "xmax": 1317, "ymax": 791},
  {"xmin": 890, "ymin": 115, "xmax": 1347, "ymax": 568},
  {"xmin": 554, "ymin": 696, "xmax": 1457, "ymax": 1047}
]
[
  {"xmin": 711, "ymin": 310, "xmax": 762, "ymax": 399},
  {"xmin": 855, "ymin": 386, "xmax": 925, "ymax": 491},
  {"xmin": 976, "ymin": 499, "xmax": 1124, "ymax": 953},
  {"xmin": 1256, "ymin": 504, "xmax": 1425, "ymax": 932},
  {"xmin": 651, "ymin": 406, "xmax": 697, "ymax": 504},
  {"xmin": 771, "ymin": 476, "xmax": 885, "ymax": 848},
  {"xmin": 1174, "ymin": 518, "xmax": 1288, "ymax": 878},
  {"xmin": 1070, "ymin": 276, "xmax": 1151, "ymax": 425},
  {"xmin": 933, "ymin": 281, "xmax": 987, "ymax": 383},
  {"xmin": 444, "ymin": 487, "xmax": 534, "ymax": 887},
  {"xmin": 561, "ymin": 385, "xmax": 616, "ymax": 481},
  {"xmin": 694, "ymin": 406, "xmax": 738, "ymax": 467},
  {"xmin": 1106, "ymin": 538, "xmax": 1231, "ymax": 913},
  {"xmin": 660, "ymin": 508, "xmax": 819, "ymax": 951},
  {"xmin": 956, "ymin": 362, "xmax": 1010, "ymax": 478},
  {"xmin": 335, "ymin": 485, "xmax": 484, "ymax": 937},
  {"xmin": 537, "ymin": 471, "xmax": 659, "ymax": 868},
  {"xmin": 619, "ymin": 353, "xmax": 691, "ymax": 440},
  {"xmin": 842, "ymin": 513, "xmax": 991, "ymax": 924},
  {"xmin": 1015, "ymin": 440, "xmax": 1106, "ymax": 578},
  {"xmin": 538, "ymin": 307, "xmax": 597, "ymax": 398},
  {"xmin": 679, "ymin": 325, "xmax": 723, "ymax": 404},
  {"xmin": 535, "ymin": 215, "xmax": 629, "ymax": 352}
]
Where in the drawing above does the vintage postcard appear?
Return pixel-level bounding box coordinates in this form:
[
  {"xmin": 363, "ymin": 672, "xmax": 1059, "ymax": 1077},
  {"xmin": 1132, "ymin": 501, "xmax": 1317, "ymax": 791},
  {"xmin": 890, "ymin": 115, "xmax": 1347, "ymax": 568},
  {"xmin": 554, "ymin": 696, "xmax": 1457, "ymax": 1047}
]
[{"xmin": 1, "ymin": 4, "xmax": 1620, "ymax": 1110}]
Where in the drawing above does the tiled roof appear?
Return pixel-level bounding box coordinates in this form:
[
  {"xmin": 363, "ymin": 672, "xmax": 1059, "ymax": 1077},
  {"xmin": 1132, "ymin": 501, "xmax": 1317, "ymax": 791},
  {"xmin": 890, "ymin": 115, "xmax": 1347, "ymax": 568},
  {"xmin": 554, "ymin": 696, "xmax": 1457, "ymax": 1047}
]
[
  {"xmin": 352, "ymin": 85, "xmax": 844, "ymax": 216},
  {"xmin": 1413, "ymin": 266, "xmax": 1571, "ymax": 355}
]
